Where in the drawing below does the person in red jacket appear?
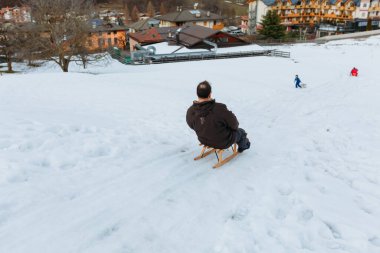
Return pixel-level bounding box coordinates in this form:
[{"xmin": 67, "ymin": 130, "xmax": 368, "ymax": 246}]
[{"xmin": 350, "ymin": 67, "xmax": 358, "ymax": 77}]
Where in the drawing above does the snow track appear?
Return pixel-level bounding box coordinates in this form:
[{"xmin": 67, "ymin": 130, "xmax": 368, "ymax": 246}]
[{"xmin": 1, "ymin": 36, "xmax": 380, "ymax": 253}]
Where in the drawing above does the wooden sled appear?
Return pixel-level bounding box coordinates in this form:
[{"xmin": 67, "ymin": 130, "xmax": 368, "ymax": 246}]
[{"xmin": 194, "ymin": 143, "xmax": 239, "ymax": 169}]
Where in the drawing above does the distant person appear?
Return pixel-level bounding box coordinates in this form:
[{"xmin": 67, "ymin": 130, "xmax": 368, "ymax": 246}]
[
  {"xmin": 350, "ymin": 67, "xmax": 358, "ymax": 77},
  {"xmin": 186, "ymin": 81, "xmax": 250, "ymax": 153},
  {"xmin": 294, "ymin": 75, "xmax": 302, "ymax": 88}
]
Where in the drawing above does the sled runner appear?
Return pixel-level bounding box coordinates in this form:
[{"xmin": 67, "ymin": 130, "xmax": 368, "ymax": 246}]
[{"xmin": 194, "ymin": 144, "xmax": 239, "ymax": 168}]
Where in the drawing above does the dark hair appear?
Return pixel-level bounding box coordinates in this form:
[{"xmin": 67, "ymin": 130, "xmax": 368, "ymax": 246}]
[{"xmin": 197, "ymin": 81, "xmax": 212, "ymax": 98}]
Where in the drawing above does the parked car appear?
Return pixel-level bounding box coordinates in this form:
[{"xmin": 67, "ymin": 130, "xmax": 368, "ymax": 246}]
[{"xmin": 229, "ymin": 30, "xmax": 245, "ymax": 36}]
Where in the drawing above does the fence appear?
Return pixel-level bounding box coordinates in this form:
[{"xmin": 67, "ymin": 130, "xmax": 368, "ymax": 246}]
[{"xmin": 109, "ymin": 48, "xmax": 291, "ymax": 65}]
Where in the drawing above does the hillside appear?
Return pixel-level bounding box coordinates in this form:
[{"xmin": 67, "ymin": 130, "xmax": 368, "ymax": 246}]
[
  {"xmin": 1, "ymin": 37, "xmax": 380, "ymax": 253},
  {"xmin": 97, "ymin": 0, "xmax": 248, "ymax": 16}
]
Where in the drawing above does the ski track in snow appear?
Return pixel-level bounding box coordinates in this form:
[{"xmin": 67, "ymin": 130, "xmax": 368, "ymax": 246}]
[{"xmin": 0, "ymin": 36, "xmax": 380, "ymax": 253}]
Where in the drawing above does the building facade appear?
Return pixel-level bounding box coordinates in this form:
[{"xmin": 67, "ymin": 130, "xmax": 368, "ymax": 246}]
[
  {"xmin": 247, "ymin": 0, "xmax": 380, "ymax": 32},
  {"xmin": 0, "ymin": 6, "xmax": 31, "ymax": 23},
  {"xmin": 156, "ymin": 8, "xmax": 224, "ymax": 29},
  {"xmin": 369, "ymin": 0, "xmax": 380, "ymax": 19},
  {"xmin": 87, "ymin": 25, "xmax": 129, "ymax": 51}
]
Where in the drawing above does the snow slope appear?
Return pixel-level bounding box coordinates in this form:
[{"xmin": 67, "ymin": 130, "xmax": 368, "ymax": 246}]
[{"xmin": 0, "ymin": 36, "xmax": 380, "ymax": 253}]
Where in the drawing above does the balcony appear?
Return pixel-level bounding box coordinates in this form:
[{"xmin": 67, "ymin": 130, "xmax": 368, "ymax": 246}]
[
  {"xmin": 323, "ymin": 5, "xmax": 331, "ymax": 9},
  {"xmin": 369, "ymin": 6, "xmax": 380, "ymax": 11},
  {"xmin": 324, "ymin": 14, "xmax": 337, "ymax": 18},
  {"xmin": 281, "ymin": 6, "xmax": 295, "ymax": 10}
]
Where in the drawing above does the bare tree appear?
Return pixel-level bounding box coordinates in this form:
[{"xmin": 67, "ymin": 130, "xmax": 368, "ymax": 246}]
[
  {"xmin": 25, "ymin": 0, "xmax": 99, "ymax": 72},
  {"xmin": 131, "ymin": 5, "xmax": 140, "ymax": 22},
  {"xmin": 0, "ymin": 25, "xmax": 17, "ymax": 72},
  {"xmin": 123, "ymin": 3, "xmax": 130, "ymax": 23},
  {"xmin": 146, "ymin": 1, "xmax": 155, "ymax": 17},
  {"xmin": 0, "ymin": 24, "xmax": 29, "ymax": 72},
  {"xmin": 159, "ymin": 1, "xmax": 167, "ymax": 15}
]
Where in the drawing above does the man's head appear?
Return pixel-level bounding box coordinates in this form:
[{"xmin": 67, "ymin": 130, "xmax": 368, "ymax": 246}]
[{"xmin": 197, "ymin": 81, "xmax": 212, "ymax": 99}]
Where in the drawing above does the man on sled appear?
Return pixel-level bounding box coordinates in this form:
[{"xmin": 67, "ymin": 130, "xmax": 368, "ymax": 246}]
[{"xmin": 186, "ymin": 81, "xmax": 251, "ymax": 168}]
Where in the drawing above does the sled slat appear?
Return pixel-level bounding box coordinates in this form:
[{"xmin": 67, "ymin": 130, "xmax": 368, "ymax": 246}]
[
  {"xmin": 194, "ymin": 147, "xmax": 215, "ymax": 160},
  {"xmin": 213, "ymin": 152, "xmax": 239, "ymax": 169},
  {"xmin": 194, "ymin": 144, "xmax": 239, "ymax": 168}
]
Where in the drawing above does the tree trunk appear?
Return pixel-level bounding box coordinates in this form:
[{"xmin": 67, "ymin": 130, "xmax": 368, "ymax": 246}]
[
  {"xmin": 7, "ymin": 57, "xmax": 13, "ymax": 73},
  {"xmin": 81, "ymin": 55, "xmax": 87, "ymax": 69},
  {"xmin": 61, "ymin": 58, "xmax": 70, "ymax": 72}
]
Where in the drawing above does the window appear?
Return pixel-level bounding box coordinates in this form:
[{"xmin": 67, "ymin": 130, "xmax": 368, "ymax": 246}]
[
  {"xmin": 98, "ymin": 38, "xmax": 103, "ymax": 47},
  {"xmin": 114, "ymin": 38, "xmax": 118, "ymax": 45},
  {"xmin": 88, "ymin": 40, "xmax": 93, "ymax": 46},
  {"xmin": 107, "ymin": 32, "xmax": 111, "ymax": 35},
  {"xmin": 363, "ymin": 3, "xmax": 367, "ymax": 7},
  {"xmin": 220, "ymin": 37, "xmax": 228, "ymax": 43},
  {"xmin": 108, "ymin": 38, "xmax": 112, "ymax": 46},
  {"xmin": 98, "ymin": 31, "xmax": 102, "ymax": 36}
]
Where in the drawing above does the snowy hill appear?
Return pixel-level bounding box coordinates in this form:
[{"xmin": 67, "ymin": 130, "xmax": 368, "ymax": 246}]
[{"xmin": 0, "ymin": 37, "xmax": 380, "ymax": 253}]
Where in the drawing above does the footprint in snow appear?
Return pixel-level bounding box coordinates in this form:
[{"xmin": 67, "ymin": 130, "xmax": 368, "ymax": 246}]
[
  {"xmin": 369, "ymin": 236, "xmax": 380, "ymax": 247},
  {"xmin": 230, "ymin": 208, "xmax": 249, "ymax": 221},
  {"xmin": 97, "ymin": 224, "xmax": 120, "ymax": 241},
  {"xmin": 277, "ymin": 184, "xmax": 294, "ymax": 196},
  {"xmin": 298, "ymin": 209, "xmax": 314, "ymax": 222},
  {"xmin": 323, "ymin": 221, "xmax": 342, "ymax": 239}
]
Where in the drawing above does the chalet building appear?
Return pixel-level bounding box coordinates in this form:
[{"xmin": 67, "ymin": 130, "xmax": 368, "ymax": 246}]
[
  {"xmin": 87, "ymin": 24, "xmax": 130, "ymax": 51},
  {"xmin": 128, "ymin": 18, "xmax": 160, "ymax": 33},
  {"xmin": 247, "ymin": 0, "xmax": 271, "ymax": 33},
  {"xmin": 168, "ymin": 25, "xmax": 248, "ymax": 49},
  {"xmin": 247, "ymin": 0, "xmax": 380, "ymax": 31},
  {"xmin": 128, "ymin": 27, "xmax": 178, "ymax": 51},
  {"xmin": 156, "ymin": 7, "xmax": 224, "ymax": 30},
  {"xmin": 240, "ymin": 16, "xmax": 249, "ymax": 33},
  {"xmin": 356, "ymin": 0, "xmax": 380, "ymax": 29},
  {"xmin": 369, "ymin": 0, "xmax": 380, "ymax": 18}
]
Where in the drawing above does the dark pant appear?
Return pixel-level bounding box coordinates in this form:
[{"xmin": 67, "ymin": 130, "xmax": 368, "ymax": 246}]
[
  {"xmin": 295, "ymin": 82, "xmax": 302, "ymax": 88},
  {"xmin": 235, "ymin": 128, "xmax": 250, "ymax": 152}
]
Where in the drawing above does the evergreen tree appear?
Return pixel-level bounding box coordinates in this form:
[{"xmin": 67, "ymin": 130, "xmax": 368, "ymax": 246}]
[
  {"xmin": 147, "ymin": 1, "xmax": 155, "ymax": 17},
  {"xmin": 259, "ymin": 10, "xmax": 286, "ymax": 39}
]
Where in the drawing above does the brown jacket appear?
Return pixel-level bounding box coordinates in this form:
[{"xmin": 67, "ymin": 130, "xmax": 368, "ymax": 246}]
[{"xmin": 186, "ymin": 99, "xmax": 238, "ymax": 149}]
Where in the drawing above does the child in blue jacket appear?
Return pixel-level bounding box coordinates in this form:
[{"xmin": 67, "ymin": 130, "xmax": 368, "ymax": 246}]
[{"xmin": 294, "ymin": 75, "xmax": 302, "ymax": 88}]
